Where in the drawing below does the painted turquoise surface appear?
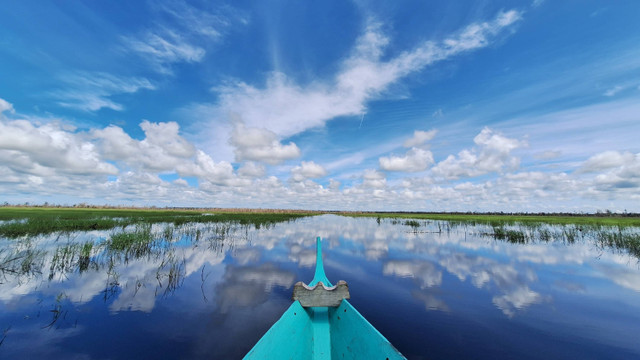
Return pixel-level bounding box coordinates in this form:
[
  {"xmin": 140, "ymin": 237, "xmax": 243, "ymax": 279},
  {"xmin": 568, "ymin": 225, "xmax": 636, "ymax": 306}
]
[
  {"xmin": 329, "ymin": 300, "xmax": 404, "ymax": 360},
  {"xmin": 309, "ymin": 237, "xmax": 332, "ymax": 287},
  {"xmin": 243, "ymin": 301, "xmax": 313, "ymax": 360},
  {"xmin": 244, "ymin": 237, "xmax": 405, "ymax": 360}
]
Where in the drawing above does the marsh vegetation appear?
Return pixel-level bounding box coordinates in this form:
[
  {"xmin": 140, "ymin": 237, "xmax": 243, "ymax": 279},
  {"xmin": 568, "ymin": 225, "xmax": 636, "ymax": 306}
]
[
  {"xmin": 361, "ymin": 212, "xmax": 640, "ymax": 259},
  {"xmin": 1, "ymin": 211, "xmax": 640, "ymax": 359},
  {"xmin": 0, "ymin": 208, "xmax": 309, "ymax": 238}
]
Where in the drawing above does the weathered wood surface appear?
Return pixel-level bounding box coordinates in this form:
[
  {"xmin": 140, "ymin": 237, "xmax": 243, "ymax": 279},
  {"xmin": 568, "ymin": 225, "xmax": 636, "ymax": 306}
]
[{"xmin": 292, "ymin": 280, "xmax": 350, "ymax": 307}]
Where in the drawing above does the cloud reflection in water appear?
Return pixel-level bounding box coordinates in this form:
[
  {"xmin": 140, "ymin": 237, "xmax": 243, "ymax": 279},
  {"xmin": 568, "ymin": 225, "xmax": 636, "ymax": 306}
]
[{"xmin": 2, "ymin": 215, "xmax": 640, "ymax": 359}]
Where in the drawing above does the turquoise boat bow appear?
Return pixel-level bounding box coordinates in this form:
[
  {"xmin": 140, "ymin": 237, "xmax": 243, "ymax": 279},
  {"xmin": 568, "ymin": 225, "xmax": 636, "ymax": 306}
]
[{"xmin": 244, "ymin": 237, "xmax": 406, "ymax": 360}]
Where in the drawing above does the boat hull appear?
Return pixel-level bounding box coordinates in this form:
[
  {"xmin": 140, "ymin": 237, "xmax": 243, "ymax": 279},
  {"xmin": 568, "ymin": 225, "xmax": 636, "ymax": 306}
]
[{"xmin": 244, "ymin": 299, "xmax": 405, "ymax": 360}]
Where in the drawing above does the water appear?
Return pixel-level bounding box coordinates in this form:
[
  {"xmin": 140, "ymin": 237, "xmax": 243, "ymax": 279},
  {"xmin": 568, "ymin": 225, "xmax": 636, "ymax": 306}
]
[{"xmin": 1, "ymin": 215, "xmax": 639, "ymax": 359}]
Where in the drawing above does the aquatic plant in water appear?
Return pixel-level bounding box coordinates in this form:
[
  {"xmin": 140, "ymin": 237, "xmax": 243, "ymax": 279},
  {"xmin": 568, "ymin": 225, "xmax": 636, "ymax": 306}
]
[{"xmin": 0, "ymin": 208, "xmax": 310, "ymax": 238}]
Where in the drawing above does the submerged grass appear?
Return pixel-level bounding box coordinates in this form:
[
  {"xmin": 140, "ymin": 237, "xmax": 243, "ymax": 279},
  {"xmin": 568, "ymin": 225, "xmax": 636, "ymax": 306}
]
[
  {"xmin": 108, "ymin": 224, "xmax": 157, "ymax": 260},
  {"xmin": 404, "ymin": 220, "xmax": 421, "ymax": 229},
  {"xmin": 489, "ymin": 223, "xmax": 640, "ymax": 259},
  {"xmin": 492, "ymin": 226, "xmax": 527, "ymax": 244},
  {"xmin": 0, "ymin": 208, "xmax": 310, "ymax": 238},
  {"xmin": 109, "ymin": 225, "xmax": 154, "ymax": 252},
  {"xmin": 370, "ymin": 214, "xmax": 640, "ymax": 259},
  {"xmin": 597, "ymin": 228, "xmax": 640, "ymax": 258},
  {"xmin": 351, "ymin": 212, "xmax": 640, "ymax": 227},
  {"xmin": 1, "ymin": 246, "xmax": 46, "ymax": 280}
]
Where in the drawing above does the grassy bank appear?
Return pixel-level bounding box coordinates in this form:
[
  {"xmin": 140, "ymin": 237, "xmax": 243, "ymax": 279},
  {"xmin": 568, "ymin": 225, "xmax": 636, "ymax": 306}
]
[
  {"xmin": 353, "ymin": 212, "xmax": 640, "ymax": 258},
  {"xmin": 0, "ymin": 207, "xmax": 312, "ymax": 238},
  {"xmin": 345, "ymin": 212, "xmax": 640, "ymax": 227}
]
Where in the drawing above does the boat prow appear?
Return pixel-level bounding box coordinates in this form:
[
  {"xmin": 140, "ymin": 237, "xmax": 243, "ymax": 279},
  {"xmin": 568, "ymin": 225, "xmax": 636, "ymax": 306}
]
[{"xmin": 244, "ymin": 237, "xmax": 405, "ymax": 360}]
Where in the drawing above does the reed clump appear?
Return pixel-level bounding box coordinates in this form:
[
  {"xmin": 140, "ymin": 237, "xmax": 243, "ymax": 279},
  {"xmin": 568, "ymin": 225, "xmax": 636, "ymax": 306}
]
[
  {"xmin": 597, "ymin": 229, "xmax": 640, "ymax": 258},
  {"xmin": 492, "ymin": 226, "xmax": 527, "ymax": 244},
  {"xmin": 405, "ymin": 220, "xmax": 421, "ymax": 228},
  {"xmin": 108, "ymin": 224, "xmax": 156, "ymax": 259}
]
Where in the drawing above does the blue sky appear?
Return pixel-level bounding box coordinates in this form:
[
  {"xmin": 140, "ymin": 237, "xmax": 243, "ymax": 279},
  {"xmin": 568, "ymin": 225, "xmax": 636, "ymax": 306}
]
[{"xmin": 1, "ymin": 0, "xmax": 639, "ymax": 211}]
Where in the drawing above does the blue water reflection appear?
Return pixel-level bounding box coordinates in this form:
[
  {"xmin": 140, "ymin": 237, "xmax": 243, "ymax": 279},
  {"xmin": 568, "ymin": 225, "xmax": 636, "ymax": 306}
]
[{"xmin": 1, "ymin": 215, "xmax": 640, "ymax": 359}]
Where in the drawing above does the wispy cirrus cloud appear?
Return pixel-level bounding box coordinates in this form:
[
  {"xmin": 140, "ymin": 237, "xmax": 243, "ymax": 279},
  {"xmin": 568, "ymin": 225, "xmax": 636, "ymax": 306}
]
[
  {"xmin": 122, "ymin": 30, "xmax": 206, "ymax": 74},
  {"xmin": 52, "ymin": 71, "xmax": 155, "ymax": 112},
  {"xmin": 603, "ymin": 81, "xmax": 640, "ymax": 97},
  {"xmin": 532, "ymin": 0, "xmax": 546, "ymax": 8},
  {"xmin": 603, "ymin": 85, "xmax": 625, "ymax": 97},
  {"xmin": 153, "ymin": 1, "xmax": 240, "ymax": 39},
  {"xmin": 493, "ymin": 98, "xmax": 640, "ymax": 165},
  {"xmin": 122, "ymin": 2, "xmax": 247, "ymax": 74},
  {"xmin": 189, "ymin": 9, "xmax": 523, "ymax": 160}
]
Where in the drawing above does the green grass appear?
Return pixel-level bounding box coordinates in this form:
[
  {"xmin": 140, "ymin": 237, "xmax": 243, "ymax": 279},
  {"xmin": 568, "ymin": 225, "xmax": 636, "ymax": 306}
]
[
  {"xmin": 0, "ymin": 207, "xmax": 311, "ymax": 238},
  {"xmin": 361, "ymin": 212, "xmax": 640, "ymax": 258},
  {"xmin": 404, "ymin": 220, "xmax": 421, "ymax": 228},
  {"xmin": 109, "ymin": 225, "xmax": 154, "ymax": 252},
  {"xmin": 597, "ymin": 228, "xmax": 640, "ymax": 258},
  {"xmin": 107, "ymin": 224, "xmax": 159, "ymax": 260},
  {"xmin": 348, "ymin": 212, "xmax": 640, "ymax": 227},
  {"xmin": 492, "ymin": 226, "xmax": 527, "ymax": 243}
]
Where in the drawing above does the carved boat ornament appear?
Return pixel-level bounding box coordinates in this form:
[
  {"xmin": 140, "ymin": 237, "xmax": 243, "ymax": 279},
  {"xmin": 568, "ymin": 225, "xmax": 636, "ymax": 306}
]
[{"xmin": 292, "ymin": 280, "xmax": 350, "ymax": 307}]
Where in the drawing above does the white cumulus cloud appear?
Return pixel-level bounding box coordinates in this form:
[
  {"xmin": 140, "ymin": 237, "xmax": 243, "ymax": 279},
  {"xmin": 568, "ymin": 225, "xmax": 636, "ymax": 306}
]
[
  {"xmin": 230, "ymin": 121, "xmax": 300, "ymax": 165},
  {"xmin": 403, "ymin": 129, "xmax": 437, "ymax": 148},
  {"xmin": 0, "ymin": 118, "xmax": 117, "ymax": 176},
  {"xmin": 361, "ymin": 169, "xmax": 387, "ymax": 188},
  {"xmin": 431, "ymin": 127, "xmax": 526, "ymax": 179},
  {"xmin": 291, "ymin": 161, "xmax": 327, "ymax": 182},
  {"xmin": 0, "ymin": 98, "xmax": 15, "ymax": 114},
  {"xmin": 238, "ymin": 162, "xmax": 266, "ymax": 178},
  {"xmin": 93, "ymin": 120, "xmax": 196, "ymax": 171},
  {"xmin": 591, "ymin": 152, "xmax": 640, "ymax": 190},
  {"xmin": 379, "ymin": 147, "xmax": 434, "ymax": 172},
  {"xmin": 581, "ymin": 151, "xmax": 636, "ymax": 172},
  {"xmin": 176, "ymin": 150, "xmax": 236, "ymax": 186}
]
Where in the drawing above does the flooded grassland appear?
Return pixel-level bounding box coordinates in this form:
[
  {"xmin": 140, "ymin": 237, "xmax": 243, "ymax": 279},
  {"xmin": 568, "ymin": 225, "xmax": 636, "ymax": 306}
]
[{"xmin": 1, "ymin": 210, "xmax": 640, "ymax": 359}]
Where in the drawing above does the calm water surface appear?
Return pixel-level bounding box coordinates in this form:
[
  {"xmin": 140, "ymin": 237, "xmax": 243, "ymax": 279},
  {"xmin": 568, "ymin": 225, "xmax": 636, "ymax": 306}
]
[{"xmin": 1, "ymin": 215, "xmax": 640, "ymax": 359}]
